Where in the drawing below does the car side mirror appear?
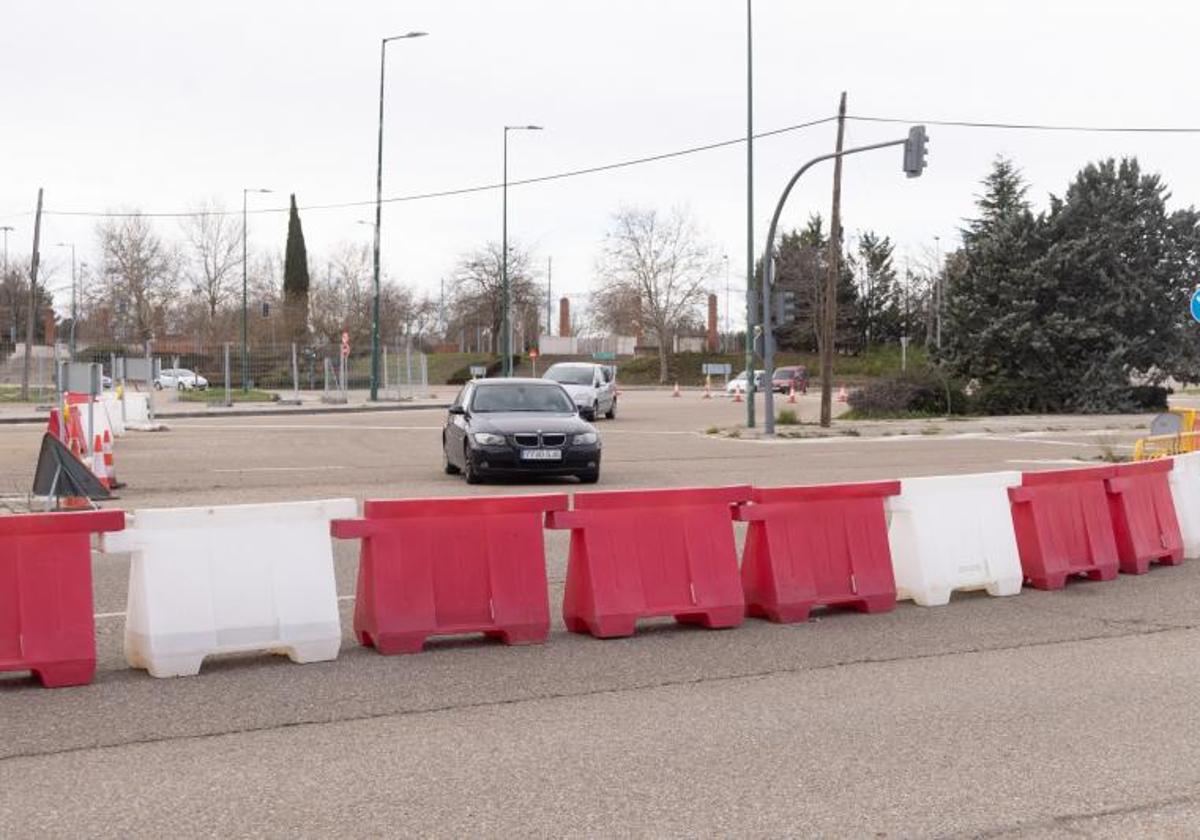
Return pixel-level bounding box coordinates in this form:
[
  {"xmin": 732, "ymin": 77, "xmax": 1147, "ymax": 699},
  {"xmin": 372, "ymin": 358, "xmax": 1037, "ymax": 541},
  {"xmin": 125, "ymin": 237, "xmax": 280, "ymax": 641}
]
[{"xmin": 448, "ymin": 405, "xmax": 466, "ymax": 416}]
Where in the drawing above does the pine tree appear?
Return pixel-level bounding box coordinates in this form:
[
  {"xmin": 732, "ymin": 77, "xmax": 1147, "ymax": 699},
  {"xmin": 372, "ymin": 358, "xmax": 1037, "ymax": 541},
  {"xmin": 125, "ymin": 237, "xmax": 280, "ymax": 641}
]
[
  {"xmin": 770, "ymin": 214, "xmax": 858, "ymax": 353},
  {"xmin": 283, "ymin": 194, "xmax": 310, "ymax": 344},
  {"xmin": 851, "ymin": 231, "xmax": 900, "ymax": 346}
]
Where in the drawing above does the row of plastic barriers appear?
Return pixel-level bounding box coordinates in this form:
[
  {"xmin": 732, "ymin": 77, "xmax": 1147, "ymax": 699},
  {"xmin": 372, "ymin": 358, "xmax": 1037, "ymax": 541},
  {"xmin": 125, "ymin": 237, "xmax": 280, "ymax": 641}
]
[{"xmin": 4, "ymin": 455, "xmax": 1199, "ymax": 687}]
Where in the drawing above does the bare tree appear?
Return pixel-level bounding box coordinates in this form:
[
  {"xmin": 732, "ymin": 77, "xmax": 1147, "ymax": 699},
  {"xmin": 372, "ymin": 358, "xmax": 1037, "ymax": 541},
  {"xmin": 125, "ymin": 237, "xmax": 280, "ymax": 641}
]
[
  {"xmin": 95, "ymin": 214, "xmax": 179, "ymax": 342},
  {"xmin": 594, "ymin": 206, "xmax": 717, "ymax": 382},
  {"xmin": 180, "ymin": 200, "xmax": 242, "ymax": 330},
  {"xmin": 446, "ymin": 241, "xmax": 540, "ymax": 353}
]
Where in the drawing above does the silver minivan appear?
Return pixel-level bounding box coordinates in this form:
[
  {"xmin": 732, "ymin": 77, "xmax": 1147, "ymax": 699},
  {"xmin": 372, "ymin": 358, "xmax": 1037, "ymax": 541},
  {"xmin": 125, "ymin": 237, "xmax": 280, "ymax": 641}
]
[{"xmin": 543, "ymin": 363, "xmax": 617, "ymax": 421}]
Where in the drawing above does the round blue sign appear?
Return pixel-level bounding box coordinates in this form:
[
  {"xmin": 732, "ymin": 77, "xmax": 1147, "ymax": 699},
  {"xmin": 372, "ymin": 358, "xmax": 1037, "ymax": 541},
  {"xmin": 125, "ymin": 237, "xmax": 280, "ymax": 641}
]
[{"xmin": 1192, "ymin": 289, "xmax": 1200, "ymax": 324}]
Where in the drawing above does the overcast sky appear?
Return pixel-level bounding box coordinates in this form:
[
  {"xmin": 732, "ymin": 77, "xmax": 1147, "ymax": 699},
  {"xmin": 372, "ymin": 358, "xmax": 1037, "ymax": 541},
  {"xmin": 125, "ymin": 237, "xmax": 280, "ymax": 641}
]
[{"xmin": 4, "ymin": 0, "xmax": 1200, "ymax": 330}]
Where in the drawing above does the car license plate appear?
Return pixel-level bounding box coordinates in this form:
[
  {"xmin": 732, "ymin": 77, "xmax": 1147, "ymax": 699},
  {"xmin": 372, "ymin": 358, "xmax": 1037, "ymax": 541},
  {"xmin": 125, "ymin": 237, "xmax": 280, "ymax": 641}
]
[{"xmin": 521, "ymin": 449, "xmax": 562, "ymax": 461}]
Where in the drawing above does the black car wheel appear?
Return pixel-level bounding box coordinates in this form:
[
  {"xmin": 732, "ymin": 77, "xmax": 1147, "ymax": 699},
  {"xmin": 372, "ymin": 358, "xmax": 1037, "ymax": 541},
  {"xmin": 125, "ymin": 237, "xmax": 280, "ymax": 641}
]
[
  {"xmin": 605, "ymin": 398, "xmax": 617, "ymax": 420},
  {"xmin": 584, "ymin": 402, "xmax": 597, "ymax": 421},
  {"xmin": 442, "ymin": 436, "xmax": 460, "ymax": 475},
  {"xmin": 577, "ymin": 469, "xmax": 600, "ymax": 484},
  {"xmin": 463, "ymin": 443, "xmax": 483, "ymax": 485}
]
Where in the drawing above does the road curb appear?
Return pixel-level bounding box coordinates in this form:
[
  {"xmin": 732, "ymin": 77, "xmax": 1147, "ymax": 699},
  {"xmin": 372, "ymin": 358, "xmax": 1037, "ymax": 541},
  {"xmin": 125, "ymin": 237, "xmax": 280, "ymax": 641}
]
[{"xmin": 0, "ymin": 402, "xmax": 451, "ymax": 426}]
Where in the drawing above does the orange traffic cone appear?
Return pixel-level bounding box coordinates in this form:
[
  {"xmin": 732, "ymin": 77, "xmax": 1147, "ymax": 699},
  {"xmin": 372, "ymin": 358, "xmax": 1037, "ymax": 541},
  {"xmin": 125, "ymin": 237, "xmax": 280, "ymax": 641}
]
[
  {"xmin": 703, "ymin": 376, "xmax": 712, "ymax": 399},
  {"xmin": 91, "ymin": 434, "xmax": 110, "ymax": 490},
  {"xmin": 787, "ymin": 383, "xmax": 797, "ymax": 404},
  {"xmin": 837, "ymin": 385, "xmax": 848, "ymax": 403},
  {"xmin": 672, "ymin": 383, "xmax": 681, "ymax": 398},
  {"xmin": 102, "ymin": 429, "xmax": 124, "ymax": 489}
]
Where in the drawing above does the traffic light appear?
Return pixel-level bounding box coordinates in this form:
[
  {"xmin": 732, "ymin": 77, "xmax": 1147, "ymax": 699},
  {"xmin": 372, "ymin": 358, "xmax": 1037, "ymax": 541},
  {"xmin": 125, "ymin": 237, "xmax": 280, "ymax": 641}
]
[
  {"xmin": 903, "ymin": 124, "xmax": 928, "ymax": 178},
  {"xmin": 773, "ymin": 290, "xmax": 797, "ymax": 326}
]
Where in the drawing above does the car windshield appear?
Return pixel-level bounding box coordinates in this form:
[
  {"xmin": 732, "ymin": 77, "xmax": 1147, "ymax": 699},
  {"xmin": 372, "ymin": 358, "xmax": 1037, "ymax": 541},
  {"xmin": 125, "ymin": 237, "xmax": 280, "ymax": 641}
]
[
  {"xmin": 545, "ymin": 366, "xmax": 594, "ymax": 386},
  {"xmin": 177, "ymin": 369, "xmax": 195, "ymax": 377},
  {"xmin": 471, "ymin": 383, "xmax": 575, "ymax": 413}
]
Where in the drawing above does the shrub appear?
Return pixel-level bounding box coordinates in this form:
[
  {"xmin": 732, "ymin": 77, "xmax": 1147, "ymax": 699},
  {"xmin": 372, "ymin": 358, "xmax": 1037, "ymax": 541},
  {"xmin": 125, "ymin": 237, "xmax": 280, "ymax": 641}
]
[
  {"xmin": 845, "ymin": 373, "xmax": 967, "ymax": 417},
  {"xmin": 971, "ymin": 379, "xmax": 1057, "ymax": 415},
  {"xmin": 775, "ymin": 408, "xmax": 799, "ymax": 425}
]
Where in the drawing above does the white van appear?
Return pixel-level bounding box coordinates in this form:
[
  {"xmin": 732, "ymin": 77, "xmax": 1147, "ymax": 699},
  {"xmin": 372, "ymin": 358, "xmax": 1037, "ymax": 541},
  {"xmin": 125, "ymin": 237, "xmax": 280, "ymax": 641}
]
[{"xmin": 543, "ymin": 363, "xmax": 617, "ymax": 421}]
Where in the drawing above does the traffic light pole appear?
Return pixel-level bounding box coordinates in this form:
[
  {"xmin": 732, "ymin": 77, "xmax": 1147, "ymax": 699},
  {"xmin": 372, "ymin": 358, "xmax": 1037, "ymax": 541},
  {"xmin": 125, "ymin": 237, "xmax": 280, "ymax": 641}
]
[{"xmin": 760, "ymin": 134, "xmax": 919, "ymax": 437}]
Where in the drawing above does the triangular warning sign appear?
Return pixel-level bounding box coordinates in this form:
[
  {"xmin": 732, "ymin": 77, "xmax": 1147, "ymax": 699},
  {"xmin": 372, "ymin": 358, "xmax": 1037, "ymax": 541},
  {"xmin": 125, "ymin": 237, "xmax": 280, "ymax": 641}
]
[{"xmin": 31, "ymin": 433, "xmax": 112, "ymax": 501}]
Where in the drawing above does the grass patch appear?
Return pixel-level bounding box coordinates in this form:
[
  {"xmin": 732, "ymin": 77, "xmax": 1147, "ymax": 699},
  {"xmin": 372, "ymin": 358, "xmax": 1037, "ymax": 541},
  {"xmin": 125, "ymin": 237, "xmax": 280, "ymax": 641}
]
[
  {"xmin": 840, "ymin": 409, "xmax": 943, "ymax": 421},
  {"xmin": 178, "ymin": 388, "xmax": 278, "ymax": 403},
  {"xmin": 919, "ymin": 426, "xmax": 942, "ymax": 435},
  {"xmin": 0, "ymin": 385, "xmax": 53, "ymax": 404},
  {"xmin": 727, "ymin": 428, "xmax": 741, "ymax": 439},
  {"xmin": 775, "ymin": 409, "xmax": 799, "ymax": 426},
  {"xmin": 704, "ymin": 425, "xmax": 719, "ymax": 435}
]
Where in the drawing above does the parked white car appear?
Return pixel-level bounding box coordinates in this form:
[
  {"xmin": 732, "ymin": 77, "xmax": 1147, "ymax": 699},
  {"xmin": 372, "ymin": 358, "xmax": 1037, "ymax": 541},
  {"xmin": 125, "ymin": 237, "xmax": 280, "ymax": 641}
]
[
  {"xmin": 155, "ymin": 368, "xmax": 209, "ymax": 391},
  {"xmin": 726, "ymin": 370, "xmax": 766, "ymax": 395},
  {"xmin": 543, "ymin": 362, "xmax": 617, "ymax": 421}
]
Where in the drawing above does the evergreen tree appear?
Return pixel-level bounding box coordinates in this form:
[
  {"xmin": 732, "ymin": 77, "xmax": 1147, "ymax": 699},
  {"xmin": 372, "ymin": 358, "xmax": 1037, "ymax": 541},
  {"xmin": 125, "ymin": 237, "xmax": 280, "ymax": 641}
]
[
  {"xmin": 850, "ymin": 231, "xmax": 901, "ymax": 346},
  {"xmin": 283, "ymin": 194, "xmax": 310, "ymax": 344},
  {"xmin": 945, "ymin": 156, "xmax": 1200, "ymax": 412},
  {"xmin": 769, "ymin": 214, "xmax": 857, "ymax": 353}
]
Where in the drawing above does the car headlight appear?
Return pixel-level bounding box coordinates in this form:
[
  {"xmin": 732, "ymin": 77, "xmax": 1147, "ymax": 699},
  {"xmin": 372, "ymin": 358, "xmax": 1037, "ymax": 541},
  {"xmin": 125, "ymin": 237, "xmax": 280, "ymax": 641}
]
[
  {"xmin": 573, "ymin": 432, "xmax": 598, "ymax": 445},
  {"xmin": 472, "ymin": 432, "xmax": 506, "ymax": 446}
]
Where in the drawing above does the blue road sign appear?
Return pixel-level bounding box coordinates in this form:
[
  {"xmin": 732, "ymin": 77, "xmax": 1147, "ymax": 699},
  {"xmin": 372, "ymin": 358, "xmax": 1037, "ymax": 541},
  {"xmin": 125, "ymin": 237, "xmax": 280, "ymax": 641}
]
[{"xmin": 1192, "ymin": 289, "xmax": 1200, "ymax": 323}]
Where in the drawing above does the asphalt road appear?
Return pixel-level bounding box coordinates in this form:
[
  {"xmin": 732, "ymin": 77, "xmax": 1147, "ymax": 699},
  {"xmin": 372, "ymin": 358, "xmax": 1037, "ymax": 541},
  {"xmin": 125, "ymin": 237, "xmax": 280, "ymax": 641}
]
[{"xmin": 5, "ymin": 390, "xmax": 1195, "ymax": 838}]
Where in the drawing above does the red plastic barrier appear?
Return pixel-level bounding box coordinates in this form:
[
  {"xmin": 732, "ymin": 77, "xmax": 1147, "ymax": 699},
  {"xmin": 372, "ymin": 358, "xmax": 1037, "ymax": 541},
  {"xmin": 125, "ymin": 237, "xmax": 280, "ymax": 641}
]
[
  {"xmin": 1008, "ymin": 466, "xmax": 1120, "ymax": 590},
  {"xmin": 547, "ymin": 485, "xmax": 751, "ymax": 638},
  {"xmin": 0, "ymin": 509, "xmax": 124, "ymax": 687},
  {"xmin": 1107, "ymin": 460, "xmax": 1184, "ymax": 574},
  {"xmin": 332, "ymin": 494, "xmax": 567, "ymax": 654},
  {"xmin": 736, "ymin": 481, "xmax": 900, "ymax": 622}
]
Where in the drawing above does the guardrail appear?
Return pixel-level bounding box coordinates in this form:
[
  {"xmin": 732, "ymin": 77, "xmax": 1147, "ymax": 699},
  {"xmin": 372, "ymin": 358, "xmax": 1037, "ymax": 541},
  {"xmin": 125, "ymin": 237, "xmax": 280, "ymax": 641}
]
[{"xmin": 1133, "ymin": 430, "xmax": 1200, "ymax": 461}]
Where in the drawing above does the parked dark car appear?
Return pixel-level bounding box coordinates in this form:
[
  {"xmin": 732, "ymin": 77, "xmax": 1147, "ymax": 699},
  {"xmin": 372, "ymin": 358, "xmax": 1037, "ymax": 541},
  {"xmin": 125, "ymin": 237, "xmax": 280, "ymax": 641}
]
[
  {"xmin": 442, "ymin": 378, "xmax": 602, "ymax": 484},
  {"xmin": 771, "ymin": 365, "xmax": 809, "ymax": 394}
]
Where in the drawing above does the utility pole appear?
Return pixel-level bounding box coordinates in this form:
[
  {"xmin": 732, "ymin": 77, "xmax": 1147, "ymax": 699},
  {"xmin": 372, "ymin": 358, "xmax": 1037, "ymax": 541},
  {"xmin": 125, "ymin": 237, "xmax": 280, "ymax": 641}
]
[
  {"xmin": 20, "ymin": 188, "xmax": 43, "ymax": 401},
  {"xmin": 546, "ymin": 256, "xmax": 553, "ymax": 336},
  {"xmin": 744, "ymin": 0, "xmax": 756, "ymax": 428},
  {"xmin": 820, "ymin": 92, "xmax": 847, "ymax": 428},
  {"xmin": 933, "ymin": 234, "xmax": 943, "ymax": 349}
]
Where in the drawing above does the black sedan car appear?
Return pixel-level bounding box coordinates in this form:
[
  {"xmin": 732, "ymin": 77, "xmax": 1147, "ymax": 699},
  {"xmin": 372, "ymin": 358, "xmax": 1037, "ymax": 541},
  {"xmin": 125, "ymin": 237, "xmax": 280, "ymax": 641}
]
[{"xmin": 442, "ymin": 378, "xmax": 602, "ymax": 484}]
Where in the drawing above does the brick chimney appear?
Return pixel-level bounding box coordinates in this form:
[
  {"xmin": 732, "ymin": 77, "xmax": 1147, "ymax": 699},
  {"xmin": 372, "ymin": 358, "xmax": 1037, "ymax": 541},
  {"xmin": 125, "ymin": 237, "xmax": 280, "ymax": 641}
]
[
  {"xmin": 558, "ymin": 297, "xmax": 571, "ymax": 337},
  {"xmin": 706, "ymin": 293, "xmax": 718, "ymax": 352}
]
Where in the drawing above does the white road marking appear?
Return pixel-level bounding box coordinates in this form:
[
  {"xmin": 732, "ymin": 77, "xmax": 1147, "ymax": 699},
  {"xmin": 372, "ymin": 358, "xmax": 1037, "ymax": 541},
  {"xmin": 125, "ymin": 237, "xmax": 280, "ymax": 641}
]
[
  {"xmin": 170, "ymin": 423, "xmax": 442, "ymax": 431},
  {"xmin": 212, "ymin": 465, "xmax": 349, "ymax": 473},
  {"xmin": 94, "ymin": 593, "xmax": 357, "ymax": 620}
]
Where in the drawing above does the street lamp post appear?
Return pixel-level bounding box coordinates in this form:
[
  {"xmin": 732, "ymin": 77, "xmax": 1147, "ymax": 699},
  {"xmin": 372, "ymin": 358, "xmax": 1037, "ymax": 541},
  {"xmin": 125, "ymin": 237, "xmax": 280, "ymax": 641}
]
[
  {"xmin": 243, "ymin": 187, "xmax": 272, "ymax": 392},
  {"xmin": 372, "ymin": 31, "xmax": 427, "ymax": 402},
  {"xmin": 502, "ymin": 124, "xmax": 543, "ymax": 377},
  {"xmin": 53, "ymin": 242, "xmax": 76, "ymax": 356}
]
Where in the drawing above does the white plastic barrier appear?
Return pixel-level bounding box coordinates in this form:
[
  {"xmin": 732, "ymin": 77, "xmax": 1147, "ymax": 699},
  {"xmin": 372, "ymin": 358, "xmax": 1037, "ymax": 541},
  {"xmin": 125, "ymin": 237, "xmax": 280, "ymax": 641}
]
[
  {"xmin": 77, "ymin": 398, "xmax": 114, "ymax": 448},
  {"xmin": 102, "ymin": 498, "xmax": 356, "ymax": 677},
  {"xmin": 122, "ymin": 392, "xmax": 152, "ymax": 429},
  {"xmin": 1169, "ymin": 452, "xmax": 1200, "ymax": 558},
  {"xmin": 101, "ymin": 392, "xmax": 126, "ymax": 436},
  {"xmin": 887, "ymin": 471, "xmax": 1024, "ymax": 606}
]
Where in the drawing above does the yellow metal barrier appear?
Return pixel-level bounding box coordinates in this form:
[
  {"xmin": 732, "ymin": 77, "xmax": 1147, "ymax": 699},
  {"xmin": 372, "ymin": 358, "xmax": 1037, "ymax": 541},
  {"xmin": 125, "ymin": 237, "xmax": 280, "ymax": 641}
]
[
  {"xmin": 1169, "ymin": 408, "xmax": 1199, "ymax": 452},
  {"xmin": 1133, "ymin": 430, "xmax": 1200, "ymax": 461}
]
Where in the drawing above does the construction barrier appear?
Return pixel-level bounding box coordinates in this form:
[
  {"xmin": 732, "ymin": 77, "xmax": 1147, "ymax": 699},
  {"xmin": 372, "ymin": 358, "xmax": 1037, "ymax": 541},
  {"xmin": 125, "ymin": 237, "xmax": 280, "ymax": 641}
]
[
  {"xmin": 101, "ymin": 392, "xmax": 126, "ymax": 436},
  {"xmin": 737, "ymin": 481, "xmax": 900, "ymax": 622},
  {"xmin": 548, "ymin": 485, "xmax": 751, "ymax": 638},
  {"xmin": 123, "ymin": 392, "xmax": 152, "ymax": 429},
  {"xmin": 1132, "ymin": 430, "xmax": 1200, "ymax": 461},
  {"xmin": 1107, "ymin": 460, "xmax": 1184, "ymax": 574},
  {"xmin": 0, "ymin": 509, "xmax": 125, "ymax": 687},
  {"xmin": 1008, "ymin": 466, "xmax": 1120, "ymax": 590},
  {"xmin": 887, "ymin": 472, "xmax": 1024, "ymax": 606},
  {"xmin": 333, "ymin": 494, "xmax": 568, "ymax": 654},
  {"xmin": 78, "ymin": 398, "xmax": 114, "ymax": 447},
  {"xmin": 1169, "ymin": 453, "xmax": 1200, "ymax": 558},
  {"xmin": 103, "ymin": 498, "xmax": 354, "ymax": 677}
]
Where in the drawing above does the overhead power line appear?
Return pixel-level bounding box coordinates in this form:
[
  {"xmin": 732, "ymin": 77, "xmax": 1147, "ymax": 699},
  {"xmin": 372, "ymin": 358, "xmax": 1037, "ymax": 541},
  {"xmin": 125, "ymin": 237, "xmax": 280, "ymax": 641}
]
[
  {"xmin": 848, "ymin": 115, "xmax": 1200, "ymax": 134},
  {"xmin": 35, "ymin": 115, "xmax": 840, "ymax": 220}
]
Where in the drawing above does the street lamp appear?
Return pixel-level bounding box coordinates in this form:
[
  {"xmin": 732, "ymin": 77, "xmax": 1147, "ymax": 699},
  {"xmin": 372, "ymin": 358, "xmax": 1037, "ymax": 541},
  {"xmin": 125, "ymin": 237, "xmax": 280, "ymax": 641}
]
[
  {"xmin": 371, "ymin": 30, "xmax": 427, "ymax": 402},
  {"xmin": 502, "ymin": 124, "xmax": 543, "ymax": 376},
  {"xmin": 53, "ymin": 243, "xmax": 76, "ymax": 356},
  {"xmin": 243, "ymin": 187, "xmax": 272, "ymax": 392}
]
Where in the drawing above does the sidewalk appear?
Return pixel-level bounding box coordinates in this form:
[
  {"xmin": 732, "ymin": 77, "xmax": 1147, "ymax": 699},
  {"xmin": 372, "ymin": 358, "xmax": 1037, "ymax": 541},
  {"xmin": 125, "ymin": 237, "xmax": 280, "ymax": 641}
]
[{"xmin": 0, "ymin": 389, "xmax": 451, "ymax": 425}]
